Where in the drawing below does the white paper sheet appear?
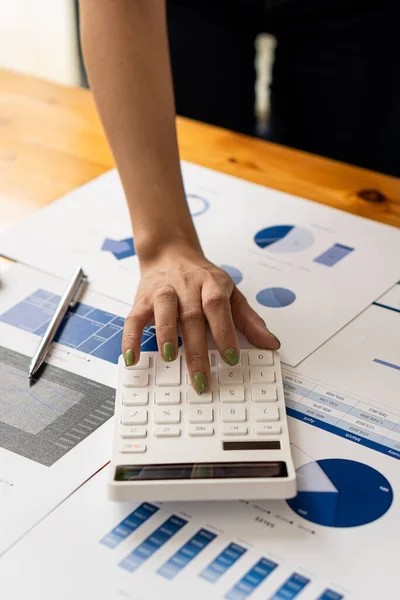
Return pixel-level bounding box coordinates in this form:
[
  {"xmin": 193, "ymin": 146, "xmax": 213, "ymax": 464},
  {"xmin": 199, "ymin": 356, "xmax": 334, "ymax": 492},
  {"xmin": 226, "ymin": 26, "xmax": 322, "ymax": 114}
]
[
  {"xmin": 0, "ymin": 263, "xmax": 132, "ymax": 554},
  {"xmin": 1, "ymin": 279, "xmax": 399, "ymax": 598},
  {"xmin": 0, "ymin": 418, "xmax": 397, "ymax": 600},
  {"xmin": 1, "ymin": 162, "xmax": 399, "ymax": 366}
]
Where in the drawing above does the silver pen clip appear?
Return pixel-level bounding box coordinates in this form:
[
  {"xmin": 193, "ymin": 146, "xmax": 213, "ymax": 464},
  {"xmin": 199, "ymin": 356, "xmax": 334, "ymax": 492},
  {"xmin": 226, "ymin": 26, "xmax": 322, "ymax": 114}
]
[{"xmin": 69, "ymin": 273, "xmax": 88, "ymax": 308}]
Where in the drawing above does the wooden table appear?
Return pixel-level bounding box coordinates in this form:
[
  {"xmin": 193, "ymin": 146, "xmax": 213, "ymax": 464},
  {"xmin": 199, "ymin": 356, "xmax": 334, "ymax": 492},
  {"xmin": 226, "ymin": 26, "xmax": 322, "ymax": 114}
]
[{"xmin": 1, "ymin": 68, "xmax": 399, "ymax": 263}]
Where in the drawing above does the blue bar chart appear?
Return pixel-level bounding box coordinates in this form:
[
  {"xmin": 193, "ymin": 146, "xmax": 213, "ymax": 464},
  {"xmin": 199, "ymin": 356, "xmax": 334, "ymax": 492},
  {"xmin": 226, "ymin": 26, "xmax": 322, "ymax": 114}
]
[
  {"xmin": 314, "ymin": 244, "xmax": 354, "ymax": 267},
  {"xmin": 100, "ymin": 503, "xmax": 159, "ymax": 549},
  {"xmin": 225, "ymin": 557, "xmax": 278, "ymax": 600},
  {"xmin": 96, "ymin": 505, "xmax": 346, "ymax": 598},
  {"xmin": 317, "ymin": 589, "xmax": 344, "ymax": 600},
  {"xmin": 119, "ymin": 515, "xmax": 187, "ymax": 573},
  {"xmin": 157, "ymin": 528, "xmax": 217, "ymax": 580},
  {"xmin": 199, "ymin": 542, "xmax": 247, "ymax": 583},
  {"xmin": 268, "ymin": 572, "xmax": 310, "ymax": 599}
]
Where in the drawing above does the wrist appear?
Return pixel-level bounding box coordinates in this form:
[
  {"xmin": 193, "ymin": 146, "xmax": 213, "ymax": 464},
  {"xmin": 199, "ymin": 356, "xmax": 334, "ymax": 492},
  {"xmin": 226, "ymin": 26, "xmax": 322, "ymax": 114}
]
[{"xmin": 136, "ymin": 232, "xmax": 203, "ymax": 267}]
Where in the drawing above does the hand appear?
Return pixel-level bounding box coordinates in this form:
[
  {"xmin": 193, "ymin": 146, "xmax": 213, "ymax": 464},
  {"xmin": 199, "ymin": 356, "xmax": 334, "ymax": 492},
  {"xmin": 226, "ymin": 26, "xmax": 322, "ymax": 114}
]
[{"xmin": 122, "ymin": 244, "xmax": 280, "ymax": 392}]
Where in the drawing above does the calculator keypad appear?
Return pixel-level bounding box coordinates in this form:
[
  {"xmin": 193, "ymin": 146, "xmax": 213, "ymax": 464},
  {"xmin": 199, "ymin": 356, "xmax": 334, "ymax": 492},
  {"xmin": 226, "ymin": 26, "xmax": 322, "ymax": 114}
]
[{"xmin": 118, "ymin": 350, "xmax": 284, "ymax": 452}]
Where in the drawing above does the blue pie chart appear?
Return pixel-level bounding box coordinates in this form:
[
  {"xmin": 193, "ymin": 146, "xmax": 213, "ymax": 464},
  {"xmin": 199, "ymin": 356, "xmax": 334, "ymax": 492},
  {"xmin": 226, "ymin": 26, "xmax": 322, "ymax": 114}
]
[
  {"xmin": 255, "ymin": 225, "xmax": 314, "ymax": 253},
  {"xmin": 287, "ymin": 459, "xmax": 393, "ymax": 528},
  {"xmin": 187, "ymin": 194, "xmax": 209, "ymax": 217},
  {"xmin": 256, "ymin": 287, "xmax": 296, "ymax": 308},
  {"xmin": 220, "ymin": 265, "xmax": 243, "ymax": 286}
]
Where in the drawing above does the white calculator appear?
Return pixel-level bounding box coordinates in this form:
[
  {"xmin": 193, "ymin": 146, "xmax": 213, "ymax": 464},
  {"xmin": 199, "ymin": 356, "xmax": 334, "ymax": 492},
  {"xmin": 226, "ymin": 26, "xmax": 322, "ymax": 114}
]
[{"xmin": 108, "ymin": 347, "xmax": 296, "ymax": 502}]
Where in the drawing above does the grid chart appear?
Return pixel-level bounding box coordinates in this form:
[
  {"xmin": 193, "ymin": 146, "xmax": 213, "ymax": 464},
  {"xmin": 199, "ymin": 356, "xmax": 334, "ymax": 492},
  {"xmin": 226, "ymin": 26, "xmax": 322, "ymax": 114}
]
[
  {"xmin": 0, "ymin": 346, "xmax": 115, "ymax": 466},
  {"xmin": 100, "ymin": 504, "xmax": 345, "ymax": 599},
  {"xmin": 0, "ymin": 289, "xmax": 161, "ymax": 364}
]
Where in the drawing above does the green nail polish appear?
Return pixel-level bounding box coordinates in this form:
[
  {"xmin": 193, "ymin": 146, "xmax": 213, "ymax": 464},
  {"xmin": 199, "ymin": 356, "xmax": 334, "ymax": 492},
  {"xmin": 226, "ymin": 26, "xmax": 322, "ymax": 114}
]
[
  {"xmin": 193, "ymin": 372, "xmax": 208, "ymax": 393},
  {"xmin": 270, "ymin": 333, "xmax": 281, "ymax": 348},
  {"xmin": 224, "ymin": 348, "xmax": 240, "ymax": 366},
  {"xmin": 162, "ymin": 342, "xmax": 176, "ymax": 362},
  {"xmin": 124, "ymin": 349, "xmax": 135, "ymax": 367}
]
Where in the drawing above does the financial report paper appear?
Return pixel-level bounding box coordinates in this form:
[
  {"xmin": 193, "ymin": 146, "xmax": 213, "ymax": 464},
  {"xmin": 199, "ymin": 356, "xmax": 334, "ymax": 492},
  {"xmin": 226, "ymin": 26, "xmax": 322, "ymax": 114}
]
[
  {"xmin": 0, "ymin": 421, "xmax": 396, "ymax": 600},
  {"xmin": 1, "ymin": 161, "xmax": 399, "ymax": 366},
  {"xmin": 0, "ymin": 264, "xmax": 130, "ymax": 554},
  {"xmin": 0, "ymin": 265, "xmax": 399, "ymax": 598}
]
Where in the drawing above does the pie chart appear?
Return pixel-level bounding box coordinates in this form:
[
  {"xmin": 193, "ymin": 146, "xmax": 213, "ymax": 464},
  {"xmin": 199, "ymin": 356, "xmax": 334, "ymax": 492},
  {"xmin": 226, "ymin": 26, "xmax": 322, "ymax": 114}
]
[
  {"xmin": 187, "ymin": 194, "xmax": 209, "ymax": 217},
  {"xmin": 256, "ymin": 287, "xmax": 296, "ymax": 308},
  {"xmin": 220, "ymin": 265, "xmax": 243, "ymax": 286},
  {"xmin": 255, "ymin": 225, "xmax": 314, "ymax": 253},
  {"xmin": 287, "ymin": 459, "xmax": 393, "ymax": 528}
]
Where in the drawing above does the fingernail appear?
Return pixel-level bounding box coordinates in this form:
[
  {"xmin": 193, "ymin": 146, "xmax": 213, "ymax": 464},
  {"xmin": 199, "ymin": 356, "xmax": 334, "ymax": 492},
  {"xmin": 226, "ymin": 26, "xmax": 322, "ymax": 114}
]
[
  {"xmin": 270, "ymin": 332, "xmax": 281, "ymax": 348},
  {"xmin": 193, "ymin": 372, "xmax": 208, "ymax": 393},
  {"xmin": 124, "ymin": 349, "xmax": 135, "ymax": 367},
  {"xmin": 224, "ymin": 348, "xmax": 240, "ymax": 366},
  {"xmin": 162, "ymin": 342, "xmax": 176, "ymax": 362}
]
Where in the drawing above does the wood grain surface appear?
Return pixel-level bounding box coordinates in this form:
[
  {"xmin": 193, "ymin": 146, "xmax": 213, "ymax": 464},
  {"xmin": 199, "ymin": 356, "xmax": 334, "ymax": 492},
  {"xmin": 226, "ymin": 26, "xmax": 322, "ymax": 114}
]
[{"xmin": 1, "ymin": 68, "xmax": 399, "ymax": 248}]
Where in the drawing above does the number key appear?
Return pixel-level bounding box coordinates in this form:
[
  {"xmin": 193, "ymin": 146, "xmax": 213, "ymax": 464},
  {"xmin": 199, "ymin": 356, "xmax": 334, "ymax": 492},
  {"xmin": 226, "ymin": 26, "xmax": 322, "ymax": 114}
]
[
  {"xmin": 252, "ymin": 405, "xmax": 279, "ymax": 422},
  {"xmin": 219, "ymin": 386, "xmax": 245, "ymax": 403},
  {"xmin": 219, "ymin": 369, "xmax": 244, "ymax": 384},
  {"xmin": 248, "ymin": 350, "xmax": 274, "ymax": 366},
  {"xmin": 188, "ymin": 407, "xmax": 214, "ymax": 423},
  {"xmin": 250, "ymin": 367, "xmax": 275, "ymax": 384},
  {"xmin": 220, "ymin": 406, "xmax": 247, "ymax": 423}
]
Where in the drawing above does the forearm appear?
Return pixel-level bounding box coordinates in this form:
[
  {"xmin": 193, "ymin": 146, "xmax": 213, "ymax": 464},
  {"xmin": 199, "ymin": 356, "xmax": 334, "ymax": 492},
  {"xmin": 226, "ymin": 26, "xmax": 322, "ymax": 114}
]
[{"xmin": 79, "ymin": 0, "xmax": 200, "ymax": 262}]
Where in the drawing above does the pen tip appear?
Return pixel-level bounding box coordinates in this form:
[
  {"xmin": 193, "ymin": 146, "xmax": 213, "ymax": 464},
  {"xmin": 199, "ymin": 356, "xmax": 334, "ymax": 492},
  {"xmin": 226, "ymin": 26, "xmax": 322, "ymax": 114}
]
[{"xmin": 28, "ymin": 372, "xmax": 33, "ymax": 379}]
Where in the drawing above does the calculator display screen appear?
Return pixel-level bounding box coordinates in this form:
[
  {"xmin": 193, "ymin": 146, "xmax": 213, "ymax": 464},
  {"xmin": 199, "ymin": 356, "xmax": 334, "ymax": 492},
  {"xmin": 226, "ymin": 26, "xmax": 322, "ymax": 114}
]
[{"xmin": 114, "ymin": 461, "xmax": 288, "ymax": 481}]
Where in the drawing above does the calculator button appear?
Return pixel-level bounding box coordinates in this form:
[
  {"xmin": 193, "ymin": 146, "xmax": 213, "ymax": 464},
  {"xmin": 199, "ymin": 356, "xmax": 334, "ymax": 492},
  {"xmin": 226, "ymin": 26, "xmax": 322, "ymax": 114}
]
[
  {"xmin": 120, "ymin": 442, "xmax": 146, "ymax": 453},
  {"xmin": 188, "ymin": 407, "xmax": 213, "ymax": 423},
  {"xmin": 156, "ymin": 356, "xmax": 181, "ymax": 386},
  {"xmin": 122, "ymin": 390, "xmax": 149, "ymax": 406},
  {"xmin": 188, "ymin": 424, "xmax": 214, "ymax": 436},
  {"xmin": 121, "ymin": 408, "xmax": 148, "ymax": 425},
  {"xmin": 154, "ymin": 407, "xmax": 181, "ymax": 424},
  {"xmin": 251, "ymin": 385, "xmax": 277, "ymax": 402},
  {"xmin": 154, "ymin": 425, "xmax": 181, "ymax": 437},
  {"xmin": 155, "ymin": 390, "xmax": 181, "ymax": 405},
  {"xmin": 219, "ymin": 369, "xmax": 244, "ymax": 384},
  {"xmin": 125, "ymin": 354, "xmax": 150, "ymax": 370},
  {"xmin": 248, "ymin": 350, "xmax": 274, "ymax": 366},
  {"xmin": 255, "ymin": 424, "xmax": 281, "ymax": 435},
  {"xmin": 252, "ymin": 405, "xmax": 279, "ymax": 422},
  {"xmin": 220, "ymin": 406, "xmax": 247, "ymax": 423},
  {"xmin": 219, "ymin": 386, "xmax": 245, "ymax": 403},
  {"xmin": 120, "ymin": 426, "xmax": 147, "ymax": 439},
  {"xmin": 250, "ymin": 367, "xmax": 275, "ymax": 384},
  {"xmin": 123, "ymin": 370, "xmax": 149, "ymax": 388},
  {"xmin": 187, "ymin": 388, "xmax": 213, "ymax": 404},
  {"xmin": 221, "ymin": 424, "xmax": 248, "ymax": 436},
  {"xmin": 218, "ymin": 354, "xmax": 242, "ymax": 368}
]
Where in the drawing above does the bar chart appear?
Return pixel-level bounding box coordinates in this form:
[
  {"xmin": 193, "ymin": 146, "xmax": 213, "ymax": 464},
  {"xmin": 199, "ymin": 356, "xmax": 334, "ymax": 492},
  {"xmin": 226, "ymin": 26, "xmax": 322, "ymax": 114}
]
[{"xmin": 99, "ymin": 502, "xmax": 345, "ymax": 600}]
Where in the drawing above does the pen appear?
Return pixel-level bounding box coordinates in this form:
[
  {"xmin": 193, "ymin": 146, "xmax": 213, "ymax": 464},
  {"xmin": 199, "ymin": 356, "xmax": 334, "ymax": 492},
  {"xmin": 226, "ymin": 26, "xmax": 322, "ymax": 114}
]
[{"xmin": 28, "ymin": 266, "xmax": 88, "ymax": 379}]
